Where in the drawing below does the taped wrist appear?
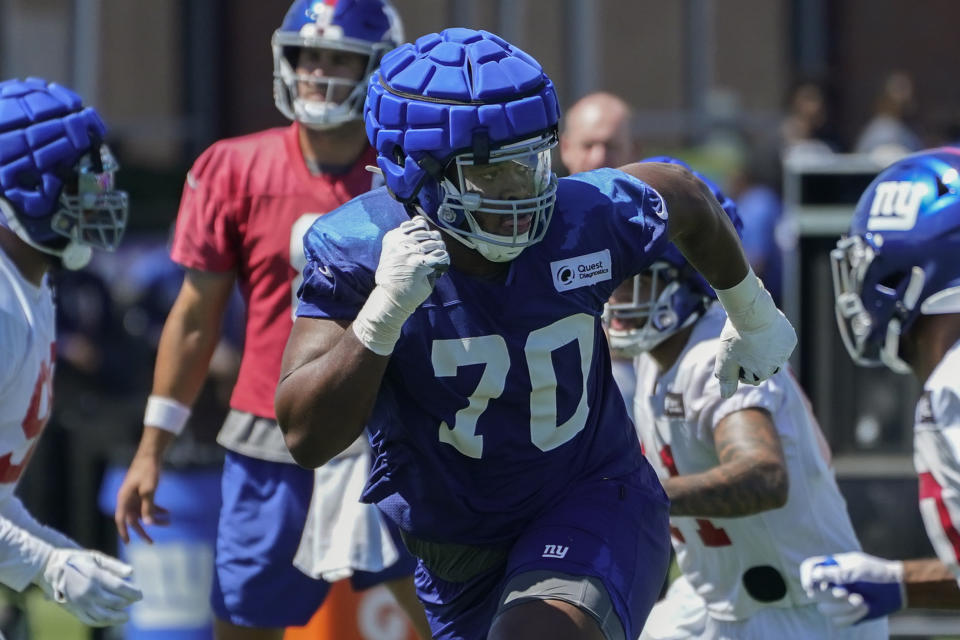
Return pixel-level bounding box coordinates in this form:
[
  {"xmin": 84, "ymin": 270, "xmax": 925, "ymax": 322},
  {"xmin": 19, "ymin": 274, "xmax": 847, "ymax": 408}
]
[
  {"xmin": 715, "ymin": 267, "xmax": 777, "ymax": 332},
  {"xmin": 352, "ymin": 286, "xmax": 415, "ymax": 356}
]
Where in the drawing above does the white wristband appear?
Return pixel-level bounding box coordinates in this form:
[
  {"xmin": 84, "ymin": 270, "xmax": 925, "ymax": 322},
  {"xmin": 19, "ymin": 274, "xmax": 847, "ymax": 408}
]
[
  {"xmin": 143, "ymin": 395, "xmax": 191, "ymax": 436},
  {"xmin": 714, "ymin": 267, "xmax": 776, "ymax": 332}
]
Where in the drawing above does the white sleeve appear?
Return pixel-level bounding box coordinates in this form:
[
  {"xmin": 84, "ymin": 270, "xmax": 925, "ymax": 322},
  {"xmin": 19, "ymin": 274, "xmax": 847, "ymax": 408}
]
[
  {"xmin": 0, "ymin": 495, "xmax": 80, "ymax": 591},
  {"xmin": 914, "ymin": 386, "xmax": 960, "ymax": 587},
  {"xmin": 683, "ymin": 344, "xmax": 786, "ymax": 444},
  {"xmin": 0, "ymin": 308, "xmax": 23, "ymax": 393}
]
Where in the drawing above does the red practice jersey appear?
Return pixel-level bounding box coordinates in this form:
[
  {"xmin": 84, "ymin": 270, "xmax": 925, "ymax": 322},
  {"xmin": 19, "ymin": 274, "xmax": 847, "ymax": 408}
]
[{"xmin": 171, "ymin": 122, "xmax": 377, "ymax": 418}]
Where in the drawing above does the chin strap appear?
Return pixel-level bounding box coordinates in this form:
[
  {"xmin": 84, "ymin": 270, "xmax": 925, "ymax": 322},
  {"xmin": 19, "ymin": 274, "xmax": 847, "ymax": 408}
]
[{"xmin": 0, "ymin": 199, "xmax": 92, "ymax": 270}]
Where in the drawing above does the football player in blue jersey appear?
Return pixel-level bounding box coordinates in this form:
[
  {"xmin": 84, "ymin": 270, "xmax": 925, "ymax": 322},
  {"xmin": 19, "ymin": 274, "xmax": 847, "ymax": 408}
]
[
  {"xmin": 801, "ymin": 148, "xmax": 960, "ymax": 625},
  {"xmin": 275, "ymin": 28, "xmax": 797, "ymax": 640}
]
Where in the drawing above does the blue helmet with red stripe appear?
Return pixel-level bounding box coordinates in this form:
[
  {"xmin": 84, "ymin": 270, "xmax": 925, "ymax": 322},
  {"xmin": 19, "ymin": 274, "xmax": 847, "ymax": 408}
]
[{"xmin": 273, "ymin": 0, "xmax": 404, "ymax": 129}]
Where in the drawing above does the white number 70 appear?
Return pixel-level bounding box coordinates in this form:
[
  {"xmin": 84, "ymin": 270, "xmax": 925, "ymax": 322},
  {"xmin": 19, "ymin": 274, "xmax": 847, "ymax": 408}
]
[{"xmin": 431, "ymin": 313, "xmax": 594, "ymax": 459}]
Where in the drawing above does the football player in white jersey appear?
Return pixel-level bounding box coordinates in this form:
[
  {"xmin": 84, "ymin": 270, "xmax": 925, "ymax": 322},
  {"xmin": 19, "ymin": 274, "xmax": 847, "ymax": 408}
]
[
  {"xmin": 802, "ymin": 148, "xmax": 960, "ymax": 625},
  {"xmin": 0, "ymin": 77, "xmax": 140, "ymax": 627},
  {"xmin": 605, "ymin": 157, "xmax": 886, "ymax": 639}
]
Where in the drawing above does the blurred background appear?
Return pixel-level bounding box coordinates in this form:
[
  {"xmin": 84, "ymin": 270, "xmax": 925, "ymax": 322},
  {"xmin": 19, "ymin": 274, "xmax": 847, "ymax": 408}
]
[{"xmin": 2, "ymin": 0, "xmax": 959, "ymax": 638}]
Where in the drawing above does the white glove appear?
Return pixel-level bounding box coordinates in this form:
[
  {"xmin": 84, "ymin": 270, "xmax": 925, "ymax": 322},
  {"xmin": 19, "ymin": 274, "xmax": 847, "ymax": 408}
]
[
  {"xmin": 713, "ymin": 268, "xmax": 797, "ymax": 398},
  {"xmin": 35, "ymin": 548, "xmax": 143, "ymax": 627},
  {"xmin": 800, "ymin": 552, "xmax": 905, "ymax": 626},
  {"xmin": 353, "ymin": 215, "xmax": 450, "ymax": 355}
]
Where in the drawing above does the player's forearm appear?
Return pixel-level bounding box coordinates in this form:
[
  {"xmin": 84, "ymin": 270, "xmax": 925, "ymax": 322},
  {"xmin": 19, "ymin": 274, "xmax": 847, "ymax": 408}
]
[
  {"xmin": 151, "ymin": 302, "xmax": 222, "ymax": 407},
  {"xmin": 276, "ymin": 329, "xmax": 387, "ymax": 468},
  {"xmin": 902, "ymin": 558, "xmax": 960, "ymax": 608},
  {"xmin": 1, "ymin": 495, "xmax": 78, "ymax": 552},
  {"xmin": 663, "ymin": 458, "xmax": 788, "ymax": 517},
  {"xmin": 135, "ymin": 299, "xmax": 223, "ymax": 461},
  {"xmin": 131, "ymin": 427, "xmax": 177, "ymax": 462},
  {"xmin": 0, "ymin": 497, "xmax": 60, "ymax": 591}
]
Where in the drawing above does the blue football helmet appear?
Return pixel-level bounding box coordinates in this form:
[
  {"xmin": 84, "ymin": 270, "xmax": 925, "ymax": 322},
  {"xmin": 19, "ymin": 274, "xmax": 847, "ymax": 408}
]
[
  {"xmin": 832, "ymin": 147, "xmax": 960, "ymax": 374},
  {"xmin": 603, "ymin": 157, "xmax": 743, "ymax": 355},
  {"xmin": 0, "ymin": 77, "xmax": 127, "ymax": 270},
  {"xmin": 273, "ymin": 0, "xmax": 404, "ymax": 129},
  {"xmin": 364, "ymin": 28, "xmax": 561, "ymax": 262}
]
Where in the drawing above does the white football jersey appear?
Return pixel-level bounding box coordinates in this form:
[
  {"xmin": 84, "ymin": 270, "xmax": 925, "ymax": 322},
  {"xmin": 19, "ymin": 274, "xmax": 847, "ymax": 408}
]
[
  {"xmin": 0, "ymin": 248, "xmax": 56, "ymax": 501},
  {"xmin": 634, "ymin": 304, "xmax": 863, "ymax": 622},
  {"xmin": 913, "ymin": 339, "xmax": 960, "ymax": 587}
]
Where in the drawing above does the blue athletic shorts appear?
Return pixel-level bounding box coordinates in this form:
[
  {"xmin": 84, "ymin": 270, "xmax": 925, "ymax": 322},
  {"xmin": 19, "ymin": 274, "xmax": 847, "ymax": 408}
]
[
  {"xmin": 411, "ymin": 463, "xmax": 672, "ymax": 640},
  {"xmin": 211, "ymin": 451, "xmax": 417, "ymax": 628}
]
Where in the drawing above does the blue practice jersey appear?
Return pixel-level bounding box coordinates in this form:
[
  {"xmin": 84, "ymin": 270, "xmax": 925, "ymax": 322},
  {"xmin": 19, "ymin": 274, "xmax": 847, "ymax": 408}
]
[{"xmin": 298, "ymin": 168, "xmax": 668, "ymax": 545}]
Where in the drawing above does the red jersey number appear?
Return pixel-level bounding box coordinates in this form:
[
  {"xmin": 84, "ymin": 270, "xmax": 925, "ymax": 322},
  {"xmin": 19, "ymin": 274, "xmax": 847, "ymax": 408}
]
[
  {"xmin": 0, "ymin": 343, "xmax": 54, "ymax": 483},
  {"xmin": 658, "ymin": 444, "xmax": 732, "ymax": 547},
  {"xmin": 919, "ymin": 471, "xmax": 960, "ymax": 562}
]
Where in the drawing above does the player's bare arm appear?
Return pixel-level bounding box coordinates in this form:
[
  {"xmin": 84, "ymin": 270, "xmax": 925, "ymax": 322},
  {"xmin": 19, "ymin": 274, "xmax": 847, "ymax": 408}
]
[
  {"xmin": 152, "ymin": 269, "xmax": 236, "ymax": 403},
  {"xmin": 663, "ymin": 408, "xmax": 789, "ymax": 517},
  {"xmin": 275, "ymin": 316, "xmax": 387, "ymax": 468},
  {"xmin": 620, "ymin": 161, "xmax": 749, "ymax": 290},
  {"xmin": 622, "ymin": 160, "xmax": 796, "ymax": 396},
  {"xmin": 115, "ymin": 268, "xmax": 235, "ymax": 542},
  {"xmin": 902, "ymin": 558, "xmax": 960, "ymax": 608},
  {"xmin": 278, "ymin": 216, "xmax": 448, "ymax": 468}
]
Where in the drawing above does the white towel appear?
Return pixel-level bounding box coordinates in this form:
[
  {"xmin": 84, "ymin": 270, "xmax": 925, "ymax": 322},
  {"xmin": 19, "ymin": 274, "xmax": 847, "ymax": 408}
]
[{"xmin": 293, "ymin": 436, "xmax": 399, "ymax": 582}]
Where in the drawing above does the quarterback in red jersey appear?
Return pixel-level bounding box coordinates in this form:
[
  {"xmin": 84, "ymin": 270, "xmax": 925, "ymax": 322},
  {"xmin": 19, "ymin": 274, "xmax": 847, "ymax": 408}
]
[{"xmin": 112, "ymin": 2, "xmax": 427, "ymax": 639}]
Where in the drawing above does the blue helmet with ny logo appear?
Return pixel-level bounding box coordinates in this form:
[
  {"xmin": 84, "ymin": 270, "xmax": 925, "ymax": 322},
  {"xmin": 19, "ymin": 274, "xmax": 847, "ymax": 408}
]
[
  {"xmin": 273, "ymin": 0, "xmax": 404, "ymax": 129},
  {"xmin": 364, "ymin": 28, "xmax": 561, "ymax": 262},
  {"xmin": 0, "ymin": 77, "xmax": 127, "ymax": 270},
  {"xmin": 832, "ymin": 147, "xmax": 960, "ymax": 373},
  {"xmin": 604, "ymin": 156, "xmax": 743, "ymax": 355}
]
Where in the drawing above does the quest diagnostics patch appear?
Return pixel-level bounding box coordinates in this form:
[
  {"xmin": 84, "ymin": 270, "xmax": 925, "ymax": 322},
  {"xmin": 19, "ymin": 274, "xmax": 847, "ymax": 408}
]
[{"xmin": 551, "ymin": 249, "xmax": 612, "ymax": 292}]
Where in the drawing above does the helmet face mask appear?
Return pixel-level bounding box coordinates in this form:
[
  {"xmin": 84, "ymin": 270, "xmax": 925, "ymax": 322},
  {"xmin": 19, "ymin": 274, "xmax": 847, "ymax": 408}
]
[
  {"xmin": 832, "ymin": 147, "xmax": 960, "ymax": 374},
  {"xmin": 599, "ymin": 155, "xmax": 742, "ymax": 357},
  {"xmin": 832, "ymin": 233, "xmax": 926, "ymax": 374},
  {"xmin": 273, "ymin": 0, "xmax": 403, "ymax": 129},
  {"xmin": 365, "ymin": 28, "xmax": 562, "ymax": 263},
  {"xmin": 436, "ymin": 133, "xmax": 558, "ymax": 262},
  {"xmin": 831, "ymin": 234, "xmax": 894, "ymax": 370},
  {"xmin": 0, "ymin": 78, "xmax": 127, "ymax": 270},
  {"xmin": 54, "ymin": 144, "xmax": 128, "ymax": 254},
  {"xmin": 603, "ymin": 262, "xmax": 708, "ymax": 357}
]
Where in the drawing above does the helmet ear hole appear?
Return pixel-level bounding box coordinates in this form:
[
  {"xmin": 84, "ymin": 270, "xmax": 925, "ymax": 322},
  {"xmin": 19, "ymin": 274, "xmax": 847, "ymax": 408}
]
[
  {"xmin": 16, "ymin": 170, "xmax": 42, "ymax": 190},
  {"xmin": 878, "ymin": 270, "xmax": 907, "ymax": 291},
  {"xmin": 936, "ymin": 176, "xmax": 950, "ymax": 197}
]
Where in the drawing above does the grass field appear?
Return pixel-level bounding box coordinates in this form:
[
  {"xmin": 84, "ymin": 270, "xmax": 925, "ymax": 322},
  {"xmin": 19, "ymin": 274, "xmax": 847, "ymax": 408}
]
[
  {"xmin": 7, "ymin": 580, "xmax": 960, "ymax": 640},
  {"xmin": 1, "ymin": 587, "xmax": 88, "ymax": 640}
]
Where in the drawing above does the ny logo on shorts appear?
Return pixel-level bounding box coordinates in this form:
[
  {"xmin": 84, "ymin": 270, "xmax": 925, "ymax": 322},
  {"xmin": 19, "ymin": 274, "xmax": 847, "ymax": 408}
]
[{"xmin": 542, "ymin": 544, "xmax": 569, "ymax": 559}]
